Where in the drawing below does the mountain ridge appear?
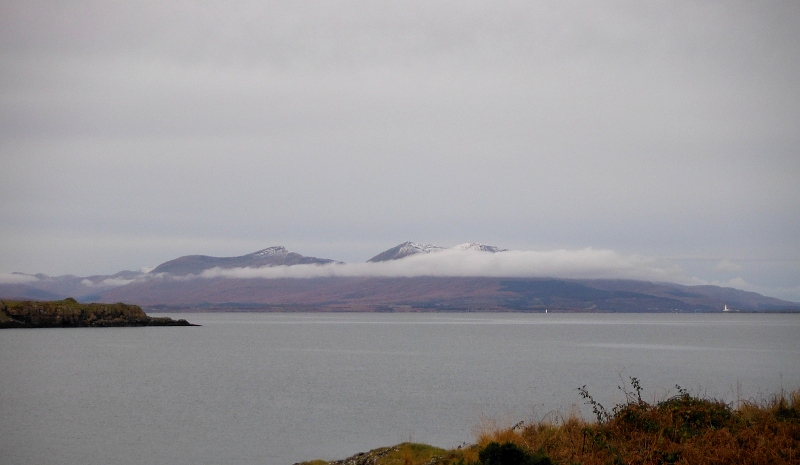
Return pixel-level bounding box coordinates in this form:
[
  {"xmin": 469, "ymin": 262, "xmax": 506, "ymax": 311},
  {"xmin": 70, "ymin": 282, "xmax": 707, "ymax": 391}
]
[
  {"xmin": 367, "ymin": 241, "xmax": 507, "ymax": 262},
  {"xmin": 149, "ymin": 246, "xmax": 338, "ymax": 275},
  {"xmin": 367, "ymin": 241, "xmax": 446, "ymax": 262},
  {"xmin": 2, "ymin": 243, "xmax": 798, "ymax": 312}
]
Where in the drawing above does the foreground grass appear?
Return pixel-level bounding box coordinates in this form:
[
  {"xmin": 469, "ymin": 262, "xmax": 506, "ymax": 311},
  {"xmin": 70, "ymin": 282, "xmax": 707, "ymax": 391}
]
[{"xmin": 299, "ymin": 380, "xmax": 800, "ymax": 465}]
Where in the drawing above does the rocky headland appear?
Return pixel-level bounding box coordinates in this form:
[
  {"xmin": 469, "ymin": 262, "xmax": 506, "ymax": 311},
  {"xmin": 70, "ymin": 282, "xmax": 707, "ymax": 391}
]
[{"xmin": 0, "ymin": 298, "xmax": 196, "ymax": 328}]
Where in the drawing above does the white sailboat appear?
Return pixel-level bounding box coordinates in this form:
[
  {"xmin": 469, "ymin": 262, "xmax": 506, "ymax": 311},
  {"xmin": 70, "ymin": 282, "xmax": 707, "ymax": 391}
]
[{"xmin": 723, "ymin": 304, "xmax": 731, "ymax": 312}]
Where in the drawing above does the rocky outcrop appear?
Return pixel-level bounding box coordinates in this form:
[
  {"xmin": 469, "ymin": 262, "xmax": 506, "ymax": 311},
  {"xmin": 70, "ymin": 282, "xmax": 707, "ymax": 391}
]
[
  {"xmin": 0, "ymin": 298, "xmax": 196, "ymax": 328},
  {"xmin": 329, "ymin": 446, "xmax": 397, "ymax": 465},
  {"xmin": 293, "ymin": 446, "xmax": 399, "ymax": 465},
  {"xmin": 293, "ymin": 443, "xmax": 455, "ymax": 465}
]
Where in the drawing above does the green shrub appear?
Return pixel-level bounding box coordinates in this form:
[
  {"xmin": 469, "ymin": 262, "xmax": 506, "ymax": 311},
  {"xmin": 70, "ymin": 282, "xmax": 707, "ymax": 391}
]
[
  {"xmin": 656, "ymin": 392, "xmax": 732, "ymax": 439},
  {"xmin": 478, "ymin": 442, "xmax": 552, "ymax": 465}
]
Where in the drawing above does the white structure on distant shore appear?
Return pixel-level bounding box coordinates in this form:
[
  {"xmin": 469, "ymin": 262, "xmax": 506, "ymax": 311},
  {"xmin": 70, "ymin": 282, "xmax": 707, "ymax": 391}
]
[{"xmin": 724, "ymin": 304, "xmax": 731, "ymax": 312}]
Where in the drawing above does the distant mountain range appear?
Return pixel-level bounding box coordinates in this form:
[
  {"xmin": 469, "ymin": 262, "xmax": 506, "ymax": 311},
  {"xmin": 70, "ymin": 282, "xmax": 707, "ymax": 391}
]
[
  {"xmin": 151, "ymin": 246, "xmax": 338, "ymax": 275},
  {"xmin": 2, "ymin": 243, "xmax": 798, "ymax": 312}
]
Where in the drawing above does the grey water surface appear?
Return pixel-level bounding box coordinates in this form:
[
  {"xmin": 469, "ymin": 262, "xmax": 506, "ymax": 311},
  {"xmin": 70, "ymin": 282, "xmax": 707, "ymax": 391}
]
[{"xmin": 1, "ymin": 312, "xmax": 798, "ymax": 465}]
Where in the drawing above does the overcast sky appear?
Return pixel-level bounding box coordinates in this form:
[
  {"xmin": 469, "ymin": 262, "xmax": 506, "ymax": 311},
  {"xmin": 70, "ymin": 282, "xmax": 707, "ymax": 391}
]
[{"xmin": 1, "ymin": 1, "xmax": 799, "ymax": 300}]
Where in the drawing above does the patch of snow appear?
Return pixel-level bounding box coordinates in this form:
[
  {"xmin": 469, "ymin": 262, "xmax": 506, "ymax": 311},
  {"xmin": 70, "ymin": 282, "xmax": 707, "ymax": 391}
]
[
  {"xmin": 397, "ymin": 242, "xmax": 445, "ymax": 258},
  {"xmin": 453, "ymin": 243, "xmax": 508, "ymax": 253},
  {"xmin": 253, "ymin": 246, "xmax": 289, "ymax": 257}
]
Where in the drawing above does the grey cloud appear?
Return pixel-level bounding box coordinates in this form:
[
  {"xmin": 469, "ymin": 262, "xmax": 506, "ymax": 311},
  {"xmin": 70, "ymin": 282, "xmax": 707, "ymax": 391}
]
[
  {"xmin": 80, "ymin": 277, "xmax": 143, "ymax": 288},
  {"xmin": 714, "ymin": 260, "xmax": 743, "ymax": 273},
  {"xmin": 1, "ymin": 1, "xmax": 798, "ymax": 301},
  {"xmin": 0, "ymin": 273, "xmax": 40, "ymax": 284}
]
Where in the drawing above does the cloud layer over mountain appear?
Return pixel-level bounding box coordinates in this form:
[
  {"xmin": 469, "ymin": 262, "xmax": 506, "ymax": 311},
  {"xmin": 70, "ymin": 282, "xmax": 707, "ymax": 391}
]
[{"xmin": 182, "ymin": 248, "xmax": 684, "ymax": 283}]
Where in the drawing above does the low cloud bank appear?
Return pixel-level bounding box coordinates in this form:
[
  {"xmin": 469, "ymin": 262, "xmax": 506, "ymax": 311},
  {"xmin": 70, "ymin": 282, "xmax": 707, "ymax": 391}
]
[
  {"xmin": 81, "ymin": 277, "xmax": 145, "ymax": 288},
  {"xmin": 714, "ymin": 260, "xmax": 743, "ymax": 272},
  {"xmin": 0, "ymin": 273, "xmax": 41, "ymax": 284},
  {"xmin": 187, "ymin": 248, "xmax": 691, "ymax": 283}
]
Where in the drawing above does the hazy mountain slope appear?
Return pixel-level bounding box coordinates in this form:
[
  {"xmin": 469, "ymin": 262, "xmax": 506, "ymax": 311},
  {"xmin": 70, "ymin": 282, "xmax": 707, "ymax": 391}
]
[
  {"xmin": 0, "ymin": 283, "xmax": 63, "ymax": 301},
  {"xmin": 98, "ymin": 276, "xmax": 800, "ymax": 312},
  {"xmin": 0, "ymin": 271, "xmax": 144, "ymax": 302},
  {"xmin": 582, "ymin": 279, "xmax": 793, "ymax": 311},
  {"xmin": 100, "ymin": 277, "xmax": 502, "ymax": 309}
]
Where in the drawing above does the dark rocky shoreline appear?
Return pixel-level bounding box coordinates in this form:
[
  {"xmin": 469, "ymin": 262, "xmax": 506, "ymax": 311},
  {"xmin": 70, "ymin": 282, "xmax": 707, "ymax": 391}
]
[{"xmin": 0, "ymin": 298, "xmax": 197, "ymax": 328}]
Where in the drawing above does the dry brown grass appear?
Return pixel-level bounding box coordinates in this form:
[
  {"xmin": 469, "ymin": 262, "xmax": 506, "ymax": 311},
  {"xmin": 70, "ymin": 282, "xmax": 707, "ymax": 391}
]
[
  {"xmin": 466, "ymin": 381, "xmax": 800, "ymax": 465},
  {"xmin": 302, "ymin": 384, "xmax": 799, "ymax": 465}
]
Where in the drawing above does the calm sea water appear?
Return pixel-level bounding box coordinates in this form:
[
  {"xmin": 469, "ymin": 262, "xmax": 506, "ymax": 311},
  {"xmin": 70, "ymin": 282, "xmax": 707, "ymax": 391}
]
[{"xmin": 1, "ymin": 312, "xmax": 799, "ymax": 465}]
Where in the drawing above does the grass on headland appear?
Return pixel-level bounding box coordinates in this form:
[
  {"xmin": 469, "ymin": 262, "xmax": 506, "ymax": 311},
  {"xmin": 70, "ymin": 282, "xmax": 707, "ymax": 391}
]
[
  {"xmin": 299, "ymin": 379, "xmax": 800, "ymax": 465},
  {"xmin": 0, "ymin": 298, "xmax": 195, "ymax": 327},
  {"xmin": 298, "ymin": 442, "xmax": 450, "ymax": 465}
]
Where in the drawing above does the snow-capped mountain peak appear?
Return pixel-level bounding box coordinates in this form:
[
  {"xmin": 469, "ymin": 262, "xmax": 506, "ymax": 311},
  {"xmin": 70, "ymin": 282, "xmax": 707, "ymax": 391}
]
[
  {"xmin": 252, "ymin": 246, "xmax": 289, "ymax": 257},
  {"xmin": 367, "ymin": 241, "xmax": 445, "ymax": 262},
  {"xmin": 398, "ymin": 242, "xmax": 445, "ymax": 255},
  {"xmin": 368, "ymin": 241, "xmax": 507, "ymax": 262},
  {"xmin": 453, "ymin": 243, "xmax": 508, "ymax": 253}
]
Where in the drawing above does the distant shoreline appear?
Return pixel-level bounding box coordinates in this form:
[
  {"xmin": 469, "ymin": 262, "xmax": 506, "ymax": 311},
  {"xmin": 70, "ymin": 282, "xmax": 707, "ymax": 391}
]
[{"xmin": 142, "ymin": 306, "xmax": 800, "ymax": 314}]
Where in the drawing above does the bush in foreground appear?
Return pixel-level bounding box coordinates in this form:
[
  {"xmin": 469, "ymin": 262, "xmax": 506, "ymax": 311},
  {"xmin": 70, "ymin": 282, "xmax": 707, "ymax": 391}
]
[
  {"xmin": 477, "ymin": 441, "xmax": 552, "ymax": 465},
  {"xmin": 300, "ymin": 380, "xmax": 799, "ymax": 465},
  {"xmin": 470, "ymin": 379, "xmax": 800, "ymax": 465}
]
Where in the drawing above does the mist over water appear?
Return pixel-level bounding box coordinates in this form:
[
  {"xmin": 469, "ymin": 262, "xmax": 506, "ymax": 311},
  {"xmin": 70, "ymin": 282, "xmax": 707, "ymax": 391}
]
[{"xmin": 1, "ymin": 313, "xmax": 798, "ymax": 465}]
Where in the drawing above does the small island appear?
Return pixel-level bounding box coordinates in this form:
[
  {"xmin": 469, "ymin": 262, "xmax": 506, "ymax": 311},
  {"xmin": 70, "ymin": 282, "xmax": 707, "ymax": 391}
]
[{"xmin": 0, "ymin": 298, "xmax": 197, "ymax": 328}]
